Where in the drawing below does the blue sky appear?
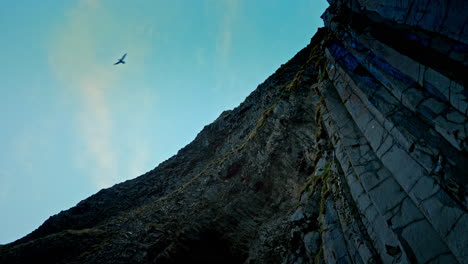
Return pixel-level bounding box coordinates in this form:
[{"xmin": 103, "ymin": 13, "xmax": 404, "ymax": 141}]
[{"xmin": 0, "ymin": 0, "xmax": 328, "ymax": 244}]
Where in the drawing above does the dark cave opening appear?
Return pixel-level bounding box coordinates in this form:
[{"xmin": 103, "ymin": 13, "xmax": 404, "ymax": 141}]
[{"xmin": 156, "ymin": 230, "xmax": 246, "ymax": 264}]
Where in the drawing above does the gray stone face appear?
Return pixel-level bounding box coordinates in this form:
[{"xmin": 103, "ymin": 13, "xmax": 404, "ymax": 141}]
[
  {"xmin": 303, "ymin": 232, "xmax": 320, "ymax": 258},
  {"xmin": 350, "ymin": 0, "xmax": 468, "ymax": 44},
  {"xmin": 318, "ymin": 0, "xmax": 467, "ymax": 262},
  {"xmin": 321, "ymin": 198, "xmax": 353, "ymax": 264},
  {"xmin": 290, "ymin": 207, "xmax": 306, "ymax": 222},
  {"xmin": 449, "ymin": 81, "xmax": 468, "ymax": 115}
]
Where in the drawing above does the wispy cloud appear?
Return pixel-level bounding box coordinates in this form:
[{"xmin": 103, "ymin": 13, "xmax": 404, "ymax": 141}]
[
  {"xmin": 215, "ymin": 0, "xmax": 241, "ymax": 64},
  {"xmin": 83, "ymin": 0, "xmax": 100, "ymax": 9},
  {"xmin": 211, "ymin": 0, "xmax": 243, "ymax": 102},
  {"xmin": 48, "ymin": 0, "xmax": 158, "ymax": 189},
  {"xmin": 48, "ymin": 0, "xmax": 121, "ymax": 189},
  {"xmin": 77, "ymin": 73, "xmax": 118, "ymax": 188}
]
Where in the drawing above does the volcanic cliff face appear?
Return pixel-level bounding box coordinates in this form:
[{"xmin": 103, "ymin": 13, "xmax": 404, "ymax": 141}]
[{"xmin": 1, "ymin": 0, "xmax": 467, "ymax": 263}]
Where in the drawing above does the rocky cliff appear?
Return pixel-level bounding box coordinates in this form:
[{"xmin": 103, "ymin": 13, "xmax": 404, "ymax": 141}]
[{"xmin": 1, "ymin": 0, "xmax": 467, "ymax": 263}]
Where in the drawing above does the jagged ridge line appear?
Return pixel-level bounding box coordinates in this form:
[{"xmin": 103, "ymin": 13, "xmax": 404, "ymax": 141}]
[{"xmin": 125, "ymin": 57, "xmax": 317, "ymax": 218}]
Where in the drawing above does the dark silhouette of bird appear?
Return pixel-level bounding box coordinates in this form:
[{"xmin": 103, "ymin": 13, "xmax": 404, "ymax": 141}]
[{"xmin": 114, "ymin": 53, "xmax": 127, "ymax": 65}]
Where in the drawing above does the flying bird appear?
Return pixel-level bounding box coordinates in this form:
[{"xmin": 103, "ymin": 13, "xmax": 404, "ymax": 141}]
[{"xmin": 114, "ymin": 53, "xmax": 127, "ymax": 65}]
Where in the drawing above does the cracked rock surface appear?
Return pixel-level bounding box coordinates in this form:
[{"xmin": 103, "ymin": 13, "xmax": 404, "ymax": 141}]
[{"xmin": 1, "ymin": 0, "xmax": 466, "ymax": 263}]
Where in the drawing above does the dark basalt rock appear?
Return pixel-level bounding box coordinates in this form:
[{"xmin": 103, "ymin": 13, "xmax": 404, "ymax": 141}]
[{"xmin": 1, "ymin": 0, "xmax": 467, "ymax": 263}]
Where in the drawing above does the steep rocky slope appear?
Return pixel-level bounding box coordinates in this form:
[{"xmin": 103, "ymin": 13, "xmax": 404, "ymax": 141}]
[{"xmin": 1, "ymin": 0, "xmax": 467, "ymax": 263}]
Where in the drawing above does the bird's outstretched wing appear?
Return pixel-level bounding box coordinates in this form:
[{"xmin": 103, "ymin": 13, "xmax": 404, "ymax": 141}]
[{"xmin": 114, "ymin": 53, "xmax": 127, "ymax": 65}]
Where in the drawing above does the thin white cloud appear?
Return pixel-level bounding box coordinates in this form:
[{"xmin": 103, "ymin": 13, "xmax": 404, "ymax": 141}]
[
  {"xmin": 83, "ymin": 0, "xmax": 100, "ymax": 9},
  {"xmin": 78, "ymin": 74, "xmax": 118, "ymax": 188},
  {"xmin": 48, "ymin": 0, "xmax": 158, "ymax": 189},
  {"xmin": 48, "ymin": 0, "xmax": 120, "ymax": 189},
  {"xmin": 211, "ymin": 0, "xmax": 242, "ymax": 98},
  {"xmin": 215, "ymin": 0, "xmax": 241, "ymax": 64}
]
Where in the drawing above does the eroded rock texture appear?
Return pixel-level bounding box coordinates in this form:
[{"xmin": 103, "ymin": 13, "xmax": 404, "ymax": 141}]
[{"xmin": 1, "ymin": 0, "xmax": 466, "ymax": 263}]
